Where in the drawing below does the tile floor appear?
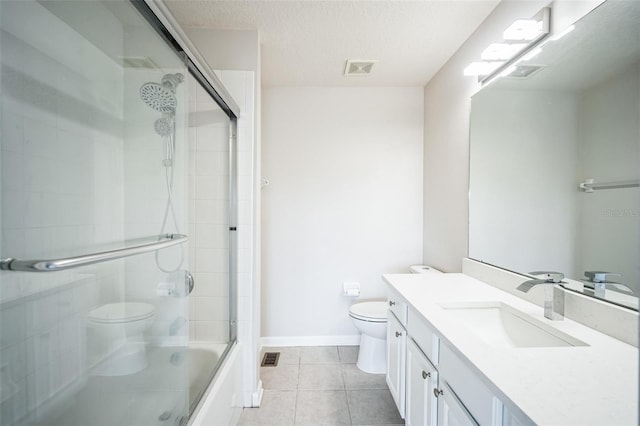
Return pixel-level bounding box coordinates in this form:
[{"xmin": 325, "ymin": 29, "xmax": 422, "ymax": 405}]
[{"xmin": 239, "ymin": 346, "xmax": 403, "ymax": 426}]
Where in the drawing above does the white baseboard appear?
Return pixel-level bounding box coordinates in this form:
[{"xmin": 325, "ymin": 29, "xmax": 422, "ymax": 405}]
[
  {"xmin": 261, "ymin": 334, "xmax": 361, "ymax": 347},
  {"xmin": 251, "ymin": 380, "xmax": 264, "ymax": 407}
]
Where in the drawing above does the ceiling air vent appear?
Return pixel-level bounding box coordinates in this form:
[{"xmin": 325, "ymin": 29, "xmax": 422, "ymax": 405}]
[
  {"xmin": 344, "ymin": 60, "xmax": 376, "ymax": 76},
  {"xmin": 120, "ymin": 56, "xmax": 158, "ymax": 69},
  {"xmin": 504, "ymin": 64, "xmax": 545, "ymax": 79}
]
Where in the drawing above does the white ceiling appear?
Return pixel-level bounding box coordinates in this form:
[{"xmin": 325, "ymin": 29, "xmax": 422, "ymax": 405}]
[{"xmin": 164, "ymin": 0, "xmax": 500, "ymax": 87}]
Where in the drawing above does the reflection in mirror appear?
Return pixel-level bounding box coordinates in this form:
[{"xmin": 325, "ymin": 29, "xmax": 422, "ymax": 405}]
[{"xmin": 469, "ymin": 0, "xmax": 639, "ymax": 310}]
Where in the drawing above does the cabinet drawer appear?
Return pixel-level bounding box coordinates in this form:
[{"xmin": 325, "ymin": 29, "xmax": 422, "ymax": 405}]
[
  {"xmin": 407, "ymin": 308, "xmax": 439, "ymax": 364},
  {"xmin": 387, "ymin": 289, "xmax": 407, "ymax": 326},
  {"xmin": 439, "ymin": 343, "xmax": 502, "ymax": 425}
]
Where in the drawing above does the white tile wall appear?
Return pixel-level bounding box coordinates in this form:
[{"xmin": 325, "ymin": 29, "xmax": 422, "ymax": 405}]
[
  {"xmin": 0, "ymin": 2, "xmax": 148, "ymax": 424},
  {"xmin": 187, "ymin": 72, "xmax": 231, "ymax": 342},
  {"xmin": 187, "ymin": 70, "xmax": 255, "ymax": 344}
]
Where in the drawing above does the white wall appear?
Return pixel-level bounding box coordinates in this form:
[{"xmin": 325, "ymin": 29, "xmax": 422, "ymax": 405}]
[
  {"xmin": 262, "ymin": 87, "xmax": 424, "ymax": 343},
  {"xmin": 422, "ymin": 0, "xmax": 603, "ymax": 272}
]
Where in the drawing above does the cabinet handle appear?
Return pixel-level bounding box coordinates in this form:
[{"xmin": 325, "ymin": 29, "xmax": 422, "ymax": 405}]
[
  {"xmin": 433, "ymin": 388, "xmax": 443, "ymax": 398},
  {"xmin": 422, "ymin": 371, "xmax": 430, "ymax": 379},
  {"xmin": 389, "ymin": 301, "xmax": 396, "ymax": 307},
  {"xmin": 395, "ymin": 331, "xmax": 402, "ymax": 338}
]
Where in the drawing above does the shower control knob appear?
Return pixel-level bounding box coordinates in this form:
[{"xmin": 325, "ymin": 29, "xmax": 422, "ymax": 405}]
[{"xmin": 185, "ymin": 271, "xmax": 195, "ymax": 295}]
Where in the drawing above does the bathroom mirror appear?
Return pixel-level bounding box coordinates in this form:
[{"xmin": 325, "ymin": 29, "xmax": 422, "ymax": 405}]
[{"xmin": 469, "ymin": 0, "xmax": 640, "ymax": 310}]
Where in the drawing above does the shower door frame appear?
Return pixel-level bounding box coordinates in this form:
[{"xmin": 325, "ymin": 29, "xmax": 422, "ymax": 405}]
[{"xmin": 130, "ymin": 0, "xmax": 240, "ymax": 418}]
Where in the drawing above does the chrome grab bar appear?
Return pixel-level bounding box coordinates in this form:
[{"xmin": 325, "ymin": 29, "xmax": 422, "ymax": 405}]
[
  {"xmin": 0, "ymin": 234, "xmax": 187, "ymax": 272},
  {"xmin": 579, "ymin": 178, "xmax": 640, "ymax": 192}
]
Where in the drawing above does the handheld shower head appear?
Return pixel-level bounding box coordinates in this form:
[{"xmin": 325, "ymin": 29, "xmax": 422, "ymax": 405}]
[{"xmin": 154, "ymin": 116, "xmax": 173, "ymax": 137}]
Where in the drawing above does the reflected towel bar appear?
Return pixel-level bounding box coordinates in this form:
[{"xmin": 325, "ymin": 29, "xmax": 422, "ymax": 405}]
[
  {"xmin": 579, "ymin": 179, "xmax": 640, "ymax": 193},
  {"xmin": 0, "ymin": 233, "xmax": 187, "ymax": 272}
]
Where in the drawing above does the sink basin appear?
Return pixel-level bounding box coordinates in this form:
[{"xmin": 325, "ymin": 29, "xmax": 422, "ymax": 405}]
[{"xmin": 439, "ymin": 301, "xmax": 588, "ymax": 348}]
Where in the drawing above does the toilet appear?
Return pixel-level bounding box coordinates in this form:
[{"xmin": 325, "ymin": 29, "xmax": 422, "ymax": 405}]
[
  {"xmin": 88, "ymin": 302, "xmax": 156, "ymax": 376},
  {"xmin": 350, "ymin": 265, "xmax": 443, "ymax": 374},
  {"xmin": 349, "ymin": 300, "xmax": 389, "ymax": 374}
]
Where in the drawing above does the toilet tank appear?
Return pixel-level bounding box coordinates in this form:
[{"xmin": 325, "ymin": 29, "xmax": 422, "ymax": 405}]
[{"xmin": 409, "ymin": 265, "xmax": 442, "ymax": 274}]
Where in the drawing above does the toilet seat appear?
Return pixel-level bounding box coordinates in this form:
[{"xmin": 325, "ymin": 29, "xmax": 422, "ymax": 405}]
[
  {"xmin": 349, "ymin": 301, "xmax": 388, "ymax": 323},
  {"xmin": 89, "ymin": 302, "xmax": 155, "ymax": 324}
]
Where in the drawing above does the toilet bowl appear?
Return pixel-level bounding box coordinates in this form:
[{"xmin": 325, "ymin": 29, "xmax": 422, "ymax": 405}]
[
  {"xmin": 349, "ymin": 301, "xmax": 388, "ymax": 374},
  {"xmin": 88, "ymin": 302, "xmax": 156, "ymax": 376}
]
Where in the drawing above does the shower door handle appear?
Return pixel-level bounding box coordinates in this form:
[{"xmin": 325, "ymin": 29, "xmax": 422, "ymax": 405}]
[{"xmin": 185, "ymin": 271, "xmax": 195, "ymax": 295}]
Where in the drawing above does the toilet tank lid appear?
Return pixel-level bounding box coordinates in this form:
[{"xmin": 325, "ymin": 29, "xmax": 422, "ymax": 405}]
[
  {"xmin": 89, "ymin": 302, "xmax": 155, "ymax": 323},
  {"xmin": 409, "ymin": 265, "xmax": 443, "ymax": 274},
  {"xmin": 349, "ymin": 301, "xmax": 388, "ymax": 320}
]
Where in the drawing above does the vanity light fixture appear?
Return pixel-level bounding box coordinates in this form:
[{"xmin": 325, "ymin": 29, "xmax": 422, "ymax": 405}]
[
  {"xmin": 550, "ymin": 24, "xmax": 575, "ymax": 41},
  {"xmin": 463, "ymin": 61, "xmax": 504, "ymax": 77},
  {"xmin": 464, "ymin": 7, "xmax": 550, "ymax": 83},
  {"xmin": 503, "ymin": 18, "xmax": 544, "ymax": 41},
  {"xmin": 481, "ymin": 43, "xmax": 528, "ymax": 61}
]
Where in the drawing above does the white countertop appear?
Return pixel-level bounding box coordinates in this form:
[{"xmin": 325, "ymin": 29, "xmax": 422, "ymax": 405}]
[{"xmin": 383, "ymin": 272, "xmax": 639, "ymax": 425}]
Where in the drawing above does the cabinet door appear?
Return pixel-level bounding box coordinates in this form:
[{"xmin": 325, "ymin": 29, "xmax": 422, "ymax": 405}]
[
  {"xmin": 437, "ymin": 381, "xmax": 479, "ymax": 426},
  {"xmin": 386, "ymin": 312, "xmax": 406, "ymax": 418},
  {"xmin": 406, "ymin": 339, "xmax": 438, "ymax": 426}
]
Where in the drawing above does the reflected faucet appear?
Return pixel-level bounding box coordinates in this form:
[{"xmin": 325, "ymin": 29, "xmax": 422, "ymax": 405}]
[
  {"xmin": 516, "ymin": 271, "xmax": 565, "ymax": 321},
  {"xmin": 583, "ymin": 271, "xmax": 633, "ymax": 298}
]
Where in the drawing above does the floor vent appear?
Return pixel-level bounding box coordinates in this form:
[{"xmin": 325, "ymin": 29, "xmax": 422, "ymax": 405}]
[{"xmin": 261, "ymin": 352, "xmax": 280, "ymax": 367}]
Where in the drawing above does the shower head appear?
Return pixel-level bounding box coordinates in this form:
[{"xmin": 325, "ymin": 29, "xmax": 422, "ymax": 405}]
[
  {"xmin": 154, "ymin": 116, "xmax": 173, "ymax": 137},
  {"xmin": 139, "ymin": 73, "xmax": 183, "ymax": 113},
  {"xmin": 140, "ymin": 82, "xmax": 177, "ymax": 113}
]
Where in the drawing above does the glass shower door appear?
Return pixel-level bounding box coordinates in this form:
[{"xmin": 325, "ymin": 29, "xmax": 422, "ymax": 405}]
[{"xmin": 0, "ymin": 1, "xmax": 191, "ymax": 424}]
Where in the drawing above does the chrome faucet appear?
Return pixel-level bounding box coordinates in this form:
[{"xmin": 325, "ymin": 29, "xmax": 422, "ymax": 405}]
[
  {"xmin": 583, "ymin": 271, "xmax": 633, "ymax": 298},
  {"xmin": 516, "ymin": 271, "xmax": 565, "ymax": 320}
]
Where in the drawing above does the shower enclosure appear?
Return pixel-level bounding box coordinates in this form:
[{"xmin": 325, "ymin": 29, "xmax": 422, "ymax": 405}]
[{"xmin": 0, "ymin": 1, "xmax": 237, "ymax": 424}]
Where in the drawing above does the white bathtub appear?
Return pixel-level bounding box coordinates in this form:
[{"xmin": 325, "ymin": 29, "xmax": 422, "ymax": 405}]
[{"xmin": 188, "ymin": 342, "xmax": 243, "ymax": 426}]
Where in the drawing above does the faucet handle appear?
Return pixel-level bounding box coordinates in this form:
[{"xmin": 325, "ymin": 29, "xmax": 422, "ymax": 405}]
[
  {"xmin": 528, "ymin": 271, "xmax": 564, "ymax": 283},
  {"xmin": 584, "ymin": 271, "xmax": 621, "ymax": 283}
]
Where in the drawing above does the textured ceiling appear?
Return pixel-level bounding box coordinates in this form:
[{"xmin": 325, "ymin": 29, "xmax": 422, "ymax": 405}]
[{"xmin": 164, "ymin": 0, "xmax": 500, "ymax": 87}]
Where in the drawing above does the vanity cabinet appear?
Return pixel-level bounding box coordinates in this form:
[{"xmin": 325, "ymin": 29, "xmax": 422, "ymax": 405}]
[
  {"xmin": 386, "ymin": 307, "xmax": 406, "ymax": 418},
  {"xmin": 438, "ymin": 342, "xmax": 503, "ymax": 425},
  {"xmin": 388, "ymin": 303, "xmax": 518, "ymax": 426},
  {"xmin": 436, "ymin": 381, "xmax": 479, "ymax": 426},
  {"xmin": 387, "ymin": 289, "xmax": 408, "ymax": 418},
  {"xmin": 405, "ymin": 338, "xmax": 438, "ymax": 426}
]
